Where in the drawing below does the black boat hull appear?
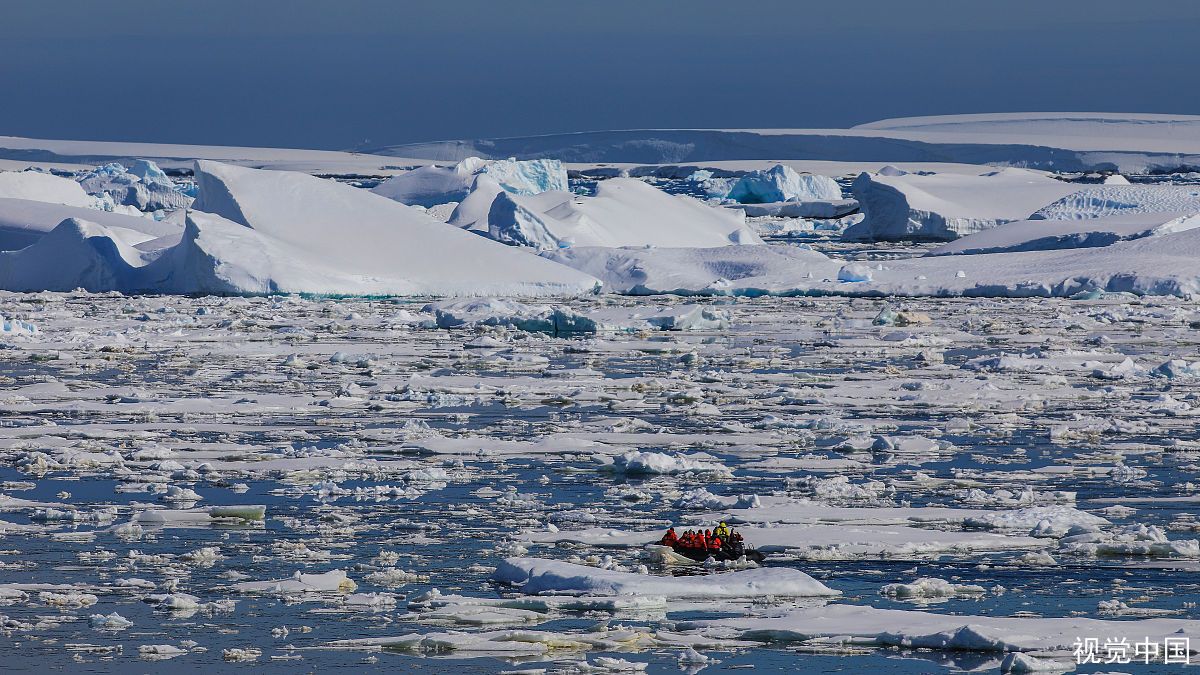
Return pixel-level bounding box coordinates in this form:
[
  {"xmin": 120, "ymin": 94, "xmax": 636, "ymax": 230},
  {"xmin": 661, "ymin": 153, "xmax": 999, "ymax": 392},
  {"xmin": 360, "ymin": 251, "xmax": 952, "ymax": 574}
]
[{"xmin": 669, "ymin": 546, "xmax": 765, "ymax": 564}]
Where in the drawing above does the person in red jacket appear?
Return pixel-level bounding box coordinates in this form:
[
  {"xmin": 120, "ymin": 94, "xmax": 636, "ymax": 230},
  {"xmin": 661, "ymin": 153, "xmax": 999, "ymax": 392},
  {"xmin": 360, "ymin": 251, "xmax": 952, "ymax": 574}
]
[
  {"xmin": 708, "ymin": 536, "xmax": 722, "ymax": 552},
  {"xmin": 660, "ymin": 528, "xmax": 678, "ymax": 547}
]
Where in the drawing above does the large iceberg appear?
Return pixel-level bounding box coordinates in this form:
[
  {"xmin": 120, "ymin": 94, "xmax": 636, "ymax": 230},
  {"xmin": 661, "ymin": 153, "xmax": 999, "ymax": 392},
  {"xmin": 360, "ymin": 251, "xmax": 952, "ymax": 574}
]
[
  {"xmin": 844, "ymin": 168, "xmax": 1081, "ymax": 241},
  {"xmin": 726, "ymin": 164, "xmax": 843, "ymax": 203},
  {"xmin": 451, "ymin": 177, "xmax": 760, "ymax": 250},
  {"xmin": 371, "ymin": 156, "xmax": 568, "ymax": 207},
  {"xmin": 0, "ymin": 161, "xmax": 600, "ymax": 296}
]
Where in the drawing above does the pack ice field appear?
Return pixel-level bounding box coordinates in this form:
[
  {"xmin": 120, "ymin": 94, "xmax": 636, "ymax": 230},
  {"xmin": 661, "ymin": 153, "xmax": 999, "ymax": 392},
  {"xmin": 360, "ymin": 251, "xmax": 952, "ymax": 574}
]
[{"xmin": 2, "ymin": 114, "xmax": 1200, "ymax": 673}]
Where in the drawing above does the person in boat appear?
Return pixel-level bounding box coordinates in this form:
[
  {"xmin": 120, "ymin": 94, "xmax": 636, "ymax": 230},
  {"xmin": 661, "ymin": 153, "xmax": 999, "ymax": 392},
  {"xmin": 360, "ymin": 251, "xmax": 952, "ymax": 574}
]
[
  {"xmin": 708, "ymin": 535, "xmax": 722, "ymax": 553},
  {"xmin": 714, "ymin": 521, "xmax": 731, "ymax": 540},
  {"xmin": 660, "ymin": 527, "xmax": 678, "ymax": 547},
  {"xmin": 730, "ymin": 536, "xmax": 745, "ymax": 557}
]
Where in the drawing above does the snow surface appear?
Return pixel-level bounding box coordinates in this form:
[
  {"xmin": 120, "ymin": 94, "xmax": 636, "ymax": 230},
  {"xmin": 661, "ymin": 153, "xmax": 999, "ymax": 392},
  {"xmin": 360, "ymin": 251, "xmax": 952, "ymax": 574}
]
[
  {"xmin": 0, "ymin": 170, "xmax": 97, "ymax": 208},
  {"xmin": 1031, "ymin": 184, "xmax": 1200, "ymax": 220}
]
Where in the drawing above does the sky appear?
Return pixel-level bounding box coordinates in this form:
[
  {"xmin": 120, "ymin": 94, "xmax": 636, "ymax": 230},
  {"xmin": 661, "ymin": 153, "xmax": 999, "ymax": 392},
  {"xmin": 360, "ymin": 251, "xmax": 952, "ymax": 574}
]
[{"xmin": 2, "ymin": 0, "xmax": 1198, "ymax": 150}]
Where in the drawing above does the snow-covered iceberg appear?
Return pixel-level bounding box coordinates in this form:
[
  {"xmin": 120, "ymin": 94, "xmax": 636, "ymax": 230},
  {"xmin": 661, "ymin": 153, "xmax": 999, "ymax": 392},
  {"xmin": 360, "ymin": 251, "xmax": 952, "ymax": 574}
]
[
  {"xmin": 452, "ymin": 177, "xmax": 760, "ymax": 250},
  {"xmin": 845, "ymin": 168, "xmax": 1081, "ymax": 241},
  {"xmin": 371, "ymin": 156, "xmax": 567, "ymax": 207},
  {"xmin": 182, "ymin": 160, "xmax": 598, "ymax": 295},
  {"xmin": 0, "ymin": 161, "xmax": 600, "ymax": 296}
]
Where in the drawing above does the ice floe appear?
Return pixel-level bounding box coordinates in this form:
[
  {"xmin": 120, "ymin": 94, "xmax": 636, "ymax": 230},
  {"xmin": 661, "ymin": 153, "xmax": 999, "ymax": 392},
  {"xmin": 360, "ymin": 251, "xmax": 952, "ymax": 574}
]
[{"xmin": 494, "ymin": 557, "xmax": 838, "ymax": 598}]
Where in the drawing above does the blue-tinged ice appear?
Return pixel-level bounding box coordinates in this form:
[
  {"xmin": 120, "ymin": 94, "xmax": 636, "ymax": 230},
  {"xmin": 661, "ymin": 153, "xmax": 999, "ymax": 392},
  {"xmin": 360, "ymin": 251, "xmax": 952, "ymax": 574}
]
[{"xmin": 726, "ymin": 164, "xmax": 843, "ymax": 204}]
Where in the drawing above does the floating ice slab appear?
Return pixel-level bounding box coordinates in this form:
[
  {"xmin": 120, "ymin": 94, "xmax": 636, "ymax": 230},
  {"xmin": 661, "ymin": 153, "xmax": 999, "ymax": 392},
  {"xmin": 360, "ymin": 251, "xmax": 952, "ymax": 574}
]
[
  {"xmin": 232, "ymin": 569, "xmax": 357, "ymax": 594},
  {"xmin": 325, "ymin": 626, "xmax": 656, "ymax": 656},
  {"xmin": 845, "ymin": 168, "xmax": 1081, "ymax": 241},
  {"xmin": 493, "ymin": 557, "xmax": 838, "ymax": 598}
]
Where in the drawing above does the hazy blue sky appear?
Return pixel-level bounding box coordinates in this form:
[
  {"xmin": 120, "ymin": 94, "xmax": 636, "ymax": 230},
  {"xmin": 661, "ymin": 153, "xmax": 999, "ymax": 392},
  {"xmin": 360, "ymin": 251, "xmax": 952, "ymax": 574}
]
[{"xmin": 2, "ymin": 1, "xmax": 1198, "ymax": 149}]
